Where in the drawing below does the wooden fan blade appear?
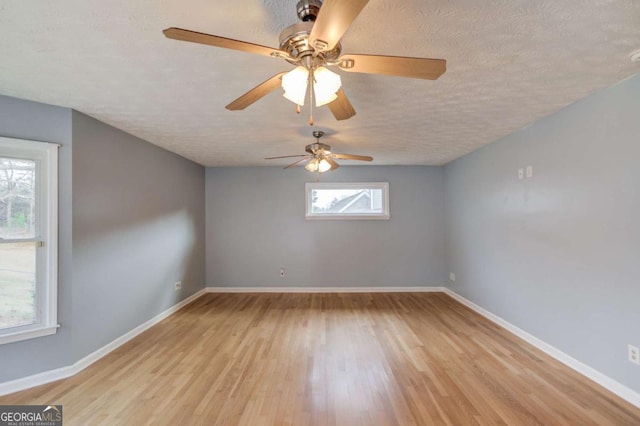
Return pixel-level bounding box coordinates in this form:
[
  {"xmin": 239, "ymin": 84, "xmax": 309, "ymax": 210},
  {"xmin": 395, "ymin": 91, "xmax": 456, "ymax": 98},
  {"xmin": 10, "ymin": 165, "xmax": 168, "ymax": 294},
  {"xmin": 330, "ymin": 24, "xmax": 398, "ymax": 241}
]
[
  {"xmin": 324, "ymin": 156, "xmax": 340, "ymax": 171},
  {"xmin": 327, "ymin": 88, "xmax": 356, "ymax": 121},
  {"xmin": 226, "ymin": 72, "xmax": 287, "ymax": 111},
  {"xmin": 331, "ymin": 153, "xmax": 373, "ymax": 161},
  {"xmin": 265, "ymin": 154, "xmax": 309, "ymax": 160},
  {"xmin": 163, "ymin": 27, "xmax": 282, "ymax": 58},
  {"xmin": 284, "ymin": 158, "xmax": 312, "ymax": 169},
  {"xmin": 338, "ymin": 54, "xmax": 446, "ymax": 80},
  {"xmin": 309, "ymin": 0, "xmax": 369, "ymax": 52}
]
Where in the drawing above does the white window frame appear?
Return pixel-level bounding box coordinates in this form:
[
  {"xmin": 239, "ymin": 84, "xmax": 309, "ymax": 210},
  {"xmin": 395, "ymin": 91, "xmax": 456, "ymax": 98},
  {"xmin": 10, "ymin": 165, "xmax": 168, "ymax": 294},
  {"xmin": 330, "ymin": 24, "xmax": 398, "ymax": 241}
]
[
  {"xmin": 305, "ymin": 182, "xmax": 390, "ymax": 220},
  {"xmin": 0, "ymin": 137, "xmax": 59, "ymax": 345}
]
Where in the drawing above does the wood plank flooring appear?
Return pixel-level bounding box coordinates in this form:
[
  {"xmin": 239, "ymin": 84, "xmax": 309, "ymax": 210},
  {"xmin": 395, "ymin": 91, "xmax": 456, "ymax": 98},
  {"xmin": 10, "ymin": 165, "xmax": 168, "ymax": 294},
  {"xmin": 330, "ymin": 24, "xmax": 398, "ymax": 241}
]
[{"xmin": 1, "ymin": 293, "xmax": 639, "ymax": 425}]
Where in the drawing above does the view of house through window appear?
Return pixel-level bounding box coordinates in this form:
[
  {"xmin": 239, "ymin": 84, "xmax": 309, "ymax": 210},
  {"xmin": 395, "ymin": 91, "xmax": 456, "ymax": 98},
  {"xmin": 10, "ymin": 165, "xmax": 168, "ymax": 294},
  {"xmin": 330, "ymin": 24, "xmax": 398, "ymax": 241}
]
[
  {"xmin": 310, "ymin": 188, "xmax": 383, "ymax": 214},
  {"xmin": 0, "ymin": 158, "xmax": 37, "ymax": 329},
  {"xmin": 306, "ymin": 182, "xmax": 390, "ymax": 219}
]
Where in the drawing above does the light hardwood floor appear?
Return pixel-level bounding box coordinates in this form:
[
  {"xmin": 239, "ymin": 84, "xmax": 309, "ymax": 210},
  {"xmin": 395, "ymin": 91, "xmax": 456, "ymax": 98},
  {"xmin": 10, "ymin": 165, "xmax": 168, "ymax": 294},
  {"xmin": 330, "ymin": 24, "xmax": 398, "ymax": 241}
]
[{"xmin": 2, "ymin": 293, "xmax": 639, "ymax": 425}]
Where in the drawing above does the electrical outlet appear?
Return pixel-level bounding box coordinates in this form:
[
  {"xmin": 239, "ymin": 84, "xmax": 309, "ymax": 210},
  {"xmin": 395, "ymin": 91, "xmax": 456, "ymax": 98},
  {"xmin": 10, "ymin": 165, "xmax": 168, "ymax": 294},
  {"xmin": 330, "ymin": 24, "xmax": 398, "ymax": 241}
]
[
  {"xmin": 526, "ymin": 165, "xmax": 533, "ymax": 178},
  {"xmin": 629, "ymin": 344, "xmax": 640, "ymax": 365},
  {"xmin": 449, "ymin": 272, "xmax": 455, "ymax": 282},
  {"xmin": 518, "ymin": 168, "xmax": 524, "ymax": 180},
  {"xmin": 174, "ymin": 281, "xmax": 182, "ymax": 291},
  {"xmin": 280, "ymin": 268, "xmax": 285, "ymax": 277}
]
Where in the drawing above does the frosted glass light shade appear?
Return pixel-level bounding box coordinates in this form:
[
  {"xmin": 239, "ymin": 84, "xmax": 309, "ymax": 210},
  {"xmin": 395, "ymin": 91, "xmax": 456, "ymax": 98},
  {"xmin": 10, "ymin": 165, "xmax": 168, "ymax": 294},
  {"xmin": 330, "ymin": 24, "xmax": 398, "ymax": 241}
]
[
  {"xmin": 305, "ymin": 159, "xmax": 319, "ymax": 172},
  {"xmin": 317, "ymin": 158, "xmax": 332, "ymax": 172},
  {"xmin": 282, "ymin": 66, "xmax": 342, "ymax": 107},
  {"xmin": 305, "ymin": 158, "xmax": 331, "ymax": 173},
  {"xmin": 282, "ymin": 66, "xmax": 309, "ymax": 106},
  {"xmin": 313, "ymin": 67, "xmax": 341, "ymax": 107}
]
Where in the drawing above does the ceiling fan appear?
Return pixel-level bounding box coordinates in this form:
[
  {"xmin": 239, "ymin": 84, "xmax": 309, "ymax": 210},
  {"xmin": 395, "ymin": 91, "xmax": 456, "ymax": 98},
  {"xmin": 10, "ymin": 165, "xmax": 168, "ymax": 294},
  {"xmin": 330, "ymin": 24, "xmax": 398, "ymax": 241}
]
[
  {"xmin": 163, "ymin": 0, "xmax": 446, "ymax": 123},
  {"xmin": 265, "ymin": 131, "xmax": 373, "ymax": 172}
]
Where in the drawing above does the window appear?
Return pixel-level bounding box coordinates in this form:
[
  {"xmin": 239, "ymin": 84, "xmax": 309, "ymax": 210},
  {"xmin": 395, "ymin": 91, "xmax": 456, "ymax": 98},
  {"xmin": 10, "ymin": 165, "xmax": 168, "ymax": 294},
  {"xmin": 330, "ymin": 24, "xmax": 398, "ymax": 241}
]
[
  {"xmin": 305, "ymin": 182, "xmax": 390, "ymax": 220},
  {"xmin": 0, "ymin": 137, "xmax": 59, "ymax": 344}
]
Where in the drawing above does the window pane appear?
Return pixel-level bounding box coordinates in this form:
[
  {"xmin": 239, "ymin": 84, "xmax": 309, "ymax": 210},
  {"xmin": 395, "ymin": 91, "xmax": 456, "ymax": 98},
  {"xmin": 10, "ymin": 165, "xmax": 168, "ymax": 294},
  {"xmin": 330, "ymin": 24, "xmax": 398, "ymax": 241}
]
[
  {"xmin": 0, "ymin": 242, "xmax": 37, "ymax": 329},
  {"xmin": 0, "ymin": 157, "xmax": 37, "ymax": 239},
  {"xmin": 310, "ymin": 188, "xmax": 384, "ymax": 214},
  {"xmin": 0, "ymin": 137, "xmax": 57, "ymax": 344},
  {"xmin": 306, "ymin": 183, "xmax": 389, "ymax": 220}
]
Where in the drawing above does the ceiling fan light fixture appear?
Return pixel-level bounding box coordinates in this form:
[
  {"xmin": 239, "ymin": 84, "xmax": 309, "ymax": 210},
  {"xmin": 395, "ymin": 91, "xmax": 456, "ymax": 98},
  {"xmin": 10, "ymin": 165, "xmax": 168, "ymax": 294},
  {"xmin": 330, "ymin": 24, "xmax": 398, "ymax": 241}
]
[
  {"xmin": 317, "ymin": 158, "xmax": 332, "ymax": 172},
  {"xmin": 266, "ymin": 131, "xmax": 373, "ymax": 171},
  {"xmin": 304, "ymin": 157, "xmax": 331, "ymax": 173},
  {"xmin": 282, "ymin": 66, "xmax": 309, "ymax": 105},
  {"xmin": 282, "ymin": 66, "xmax": 341, "ymax": 107},
  {"xmin": 166, "ymin": 0, "xmax": 447, "ymax": 120},
  {"xmin": 313, "ymin": 67, "xmax": 341, "ymax": 107},
  {"xmin": 314, "ymin": 92, "xmax": 338, "ymax": 107},
  {"xmin": 305, "ymin": 158, "xmax": 319, "ymax": 172}
]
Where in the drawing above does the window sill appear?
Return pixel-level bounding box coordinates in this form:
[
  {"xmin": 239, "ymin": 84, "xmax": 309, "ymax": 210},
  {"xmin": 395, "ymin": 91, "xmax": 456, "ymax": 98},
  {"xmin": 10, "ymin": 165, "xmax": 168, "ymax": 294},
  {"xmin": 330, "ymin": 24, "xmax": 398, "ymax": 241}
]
[
  {"xmin": 0, "ymin": 324, "xmax": 60, "ymax": 345},
  {"xmin": 305, "ymin": 214, "xmax": 391, "ymax": 220}
]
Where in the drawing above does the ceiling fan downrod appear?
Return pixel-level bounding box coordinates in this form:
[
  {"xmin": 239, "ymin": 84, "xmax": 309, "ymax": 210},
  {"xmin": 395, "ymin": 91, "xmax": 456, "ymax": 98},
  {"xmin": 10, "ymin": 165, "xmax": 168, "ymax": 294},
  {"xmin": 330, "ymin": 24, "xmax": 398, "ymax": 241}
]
[{"xmin": 296, "ymin": 0, "xmax": 322, "ymax": 22}]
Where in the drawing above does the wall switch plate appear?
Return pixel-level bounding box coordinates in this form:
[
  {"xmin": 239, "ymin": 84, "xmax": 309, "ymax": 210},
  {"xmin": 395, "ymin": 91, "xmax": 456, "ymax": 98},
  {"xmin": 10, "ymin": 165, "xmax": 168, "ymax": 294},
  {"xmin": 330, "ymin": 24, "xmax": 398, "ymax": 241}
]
[
  {"xmin": 518, "ymin": 168, "xmax": 524, "ymax": 180},
  {"xmin": 449, "ymin": 272, "xmax": 456, "ymax": 282},
  {"xmin": 629, "ymin": 344, "xmax": 640, "ymax": 365},
  {"xmin": 526, "ymin": 166, "xmax": 533, "ymax": 178},
  {"xmin": 280, "ymin": 268, "xmax": 285, "ymax": 277},
  {"xmin": 174, "ymin": 281, "xmax": 182, "ymax": 291}
]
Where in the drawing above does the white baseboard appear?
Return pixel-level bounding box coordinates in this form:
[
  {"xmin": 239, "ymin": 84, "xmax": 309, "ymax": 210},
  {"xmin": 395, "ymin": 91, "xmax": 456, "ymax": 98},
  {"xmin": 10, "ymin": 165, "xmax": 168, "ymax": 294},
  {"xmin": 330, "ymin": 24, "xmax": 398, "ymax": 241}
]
[
  {"xmin": 4, "ymin": 286, "xmax": 638, "ymax": 410},
  {"xmin": 0, "ymin": 288, "xmax": 206, "ymax": 397},
  {"xmin": 0, "ymin": 364, "xmax": 76, "ymax": 398},
  {"xmin": 206, "ymin": 286, "xmax": 446, "ymax": 293},
  {"xmin": 443, "ymin": 288, "xmax": 640, "ymax": 409}
]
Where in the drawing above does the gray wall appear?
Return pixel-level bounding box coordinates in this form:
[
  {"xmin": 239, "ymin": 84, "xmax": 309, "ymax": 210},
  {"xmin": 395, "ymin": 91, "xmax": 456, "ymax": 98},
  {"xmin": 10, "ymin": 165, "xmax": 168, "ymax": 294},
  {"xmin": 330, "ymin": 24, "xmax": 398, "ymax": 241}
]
[
  {"xmin": 444, "ymin": 73, "xmax": 640, "ymax": 392},
  {"xmin": 0, "ymin": 96, "xmax": 205, "ymax": 383},
  {"xmin": 0, "ymin": 95, "xmax": 74, "ymax": 382},
  {"xmin": 71, "ymin": 111, "xmax": 205, "ymax": 359},
  {"xmin": 206, "ymin": 166, "xmax": 445, "ymax": 287},
  {"xmin": 3, "ymin": 69, "xmax": 638, "ymax": 396}
]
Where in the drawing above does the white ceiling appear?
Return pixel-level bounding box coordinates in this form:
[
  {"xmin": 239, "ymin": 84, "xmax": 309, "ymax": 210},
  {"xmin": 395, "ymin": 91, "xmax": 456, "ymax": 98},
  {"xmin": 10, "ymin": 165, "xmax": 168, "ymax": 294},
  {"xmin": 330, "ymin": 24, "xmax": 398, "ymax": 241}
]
[{"xmin": 0, "ymin": 0, "xmax": 639, "ymax": 166}]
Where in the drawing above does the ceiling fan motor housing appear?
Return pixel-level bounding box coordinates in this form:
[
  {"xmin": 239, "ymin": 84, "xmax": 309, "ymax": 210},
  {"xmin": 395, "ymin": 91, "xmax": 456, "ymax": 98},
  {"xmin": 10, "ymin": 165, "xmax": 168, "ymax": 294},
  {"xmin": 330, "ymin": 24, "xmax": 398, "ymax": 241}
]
[
  {"xmin": 306, "ymin": 142, "xmax": 331, "ymax": 155},
  {"xmin": 279, "ymin": 24, "xmax": 341, "ymax": 66},
  {"xmin": 279, "ymin": 0, "xmax": 341, "ymax": 66}
]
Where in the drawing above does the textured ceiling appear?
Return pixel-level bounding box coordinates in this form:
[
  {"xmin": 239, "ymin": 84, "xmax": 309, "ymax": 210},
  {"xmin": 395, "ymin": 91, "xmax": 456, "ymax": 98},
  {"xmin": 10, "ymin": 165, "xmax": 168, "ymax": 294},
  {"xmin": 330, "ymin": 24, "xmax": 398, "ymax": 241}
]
[{"xmin": 0, "ymin": 0, "xmax": 639, "ymax": 166}]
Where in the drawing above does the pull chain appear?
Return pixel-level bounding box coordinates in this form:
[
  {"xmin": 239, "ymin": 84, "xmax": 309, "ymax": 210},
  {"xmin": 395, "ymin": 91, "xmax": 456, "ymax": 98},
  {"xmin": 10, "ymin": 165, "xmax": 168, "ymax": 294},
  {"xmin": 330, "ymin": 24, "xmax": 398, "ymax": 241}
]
[{"xmin": 308, "ymin": 69, "xmax": 314, "ymax": 126}]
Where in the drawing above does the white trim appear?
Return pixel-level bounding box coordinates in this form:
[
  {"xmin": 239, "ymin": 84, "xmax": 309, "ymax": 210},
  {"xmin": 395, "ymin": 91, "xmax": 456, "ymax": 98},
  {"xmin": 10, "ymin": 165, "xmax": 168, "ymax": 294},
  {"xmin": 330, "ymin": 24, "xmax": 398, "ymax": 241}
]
[
  {"xmin": 443, "ymin": 288, "xmax": 640, "ymax": 409},
  {"xmin": 3, "ymin": 286, "xmax": 638, "ymax": 410},
  {"xmin": 304, "ymin": 214, "xmax": 391, "ymax": 221},
  {"xmin": 0, "ymin": 364, "xmax": 76, "ymax": 397},
  {"xmin": 0, "ymin": 324, "xmax": 59, "ymax": 345},
  {"xmin": 43, "ymin": 141, "xmax": 59, "ymax": 331},
  {"xmin": 0, "ymin": 289, "xmax": 206, "ymax": 396},
  {"xmin": 206, "ymin": 286, "xmax": 446, "ymax": 293},
  {"xmin": 0, "ymin": 137, "xmax": 59, "ymax": 345},
  {"xmin": 0, "ymin": 136, "xmax": 61, "ymax": 150},
  {"xmin": 71, "ymin": 289, "xmax": 205, "ymax": 372}
]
